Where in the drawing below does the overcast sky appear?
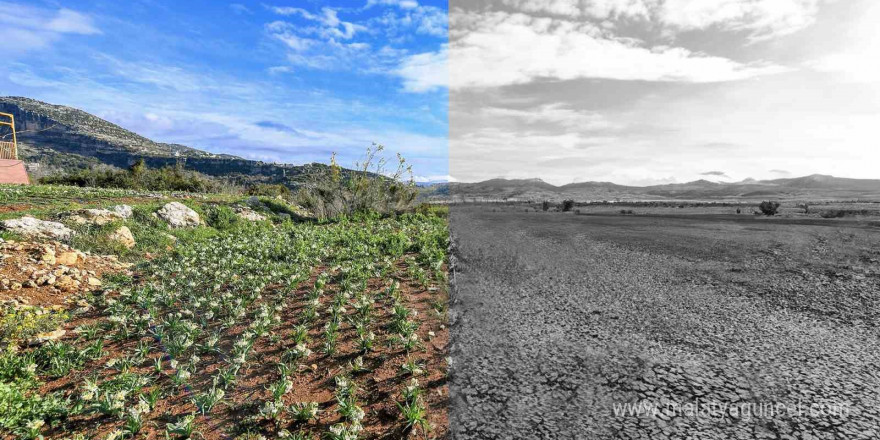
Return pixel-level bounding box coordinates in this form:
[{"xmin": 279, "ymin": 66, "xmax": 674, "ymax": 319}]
[{"xmin": 449, "ymin": 0, "xmax": 880, "ymax": 185}]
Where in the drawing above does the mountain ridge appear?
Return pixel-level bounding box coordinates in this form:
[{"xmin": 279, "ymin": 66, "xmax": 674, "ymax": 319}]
[
  {"xmin": 448, "ymin": 174, "xmax": 880, "ymax": 201},
  {"xmin": 0, "ymin": 96, "xmax": 334, "ymax": 187}
]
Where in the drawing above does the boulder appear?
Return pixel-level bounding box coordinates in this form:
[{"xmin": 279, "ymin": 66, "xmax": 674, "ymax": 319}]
[
  {"xmin": 1, "ymin": 217, "xmax": 74, "ymax": 240},
  {"xmin": 156, "ymin": 202, "xmax": 201, "ymax": 228},
  {"xmin": 77, "ymin": 208, "xmax": 126, "ymax": 225},
  {"xmin": 87, "ymin": 277, "xmax": 102, "ymax": 287},
  {"xmin": 108, "ymin": 226, "xmax": 136, "ymax": 249},
  {"xmin": 112, "ymin": 205, "xmax": 133, "ymax": 219},
  {"xmin": 56, "ymin": 252, "xmax": 78, "ymax": 266}
]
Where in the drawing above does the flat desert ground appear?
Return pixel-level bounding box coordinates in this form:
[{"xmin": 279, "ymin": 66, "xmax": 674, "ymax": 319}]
[{"xmin": 449, "ymin": 205, "xmax": 880, "ymax": 439}]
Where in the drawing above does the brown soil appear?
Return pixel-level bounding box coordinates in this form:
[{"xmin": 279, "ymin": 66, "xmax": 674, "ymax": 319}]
[{"xmin": 15, "ymin": 260, "xmax": 448, "ymax": 440}]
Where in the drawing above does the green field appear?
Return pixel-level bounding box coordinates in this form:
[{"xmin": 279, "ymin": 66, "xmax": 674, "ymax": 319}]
[{"xmin": 1, "ymin": 184, "xmax": 450, "ymax": 440}]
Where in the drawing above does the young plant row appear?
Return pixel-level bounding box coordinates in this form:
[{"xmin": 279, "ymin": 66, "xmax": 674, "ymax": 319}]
[{"xmin": 1, "ymin": 212, "xmax": 448, "ymax": 440}]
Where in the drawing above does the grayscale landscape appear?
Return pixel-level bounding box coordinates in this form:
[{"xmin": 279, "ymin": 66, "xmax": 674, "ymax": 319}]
[
  {"xmin": 447, "ymin": 0, "xmax": 880, "ymax": 438},
  {"xmin": 449, "ymin": 203, "xmax": 880, "ymax": 439}
]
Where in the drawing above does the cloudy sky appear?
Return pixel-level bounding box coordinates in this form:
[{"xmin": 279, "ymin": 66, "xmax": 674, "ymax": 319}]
[
  {"xmin": 449, "ymin": 0, "xmax": 880, "ymax": 185},
  {"xmin": 1, "ymin": 0, "xmax": 448, "ymax": 181}
]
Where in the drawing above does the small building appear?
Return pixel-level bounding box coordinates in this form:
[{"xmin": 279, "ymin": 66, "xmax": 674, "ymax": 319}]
[{"xmin": 0, "ymin": 112, "xmax": 28, "ymax": 185}]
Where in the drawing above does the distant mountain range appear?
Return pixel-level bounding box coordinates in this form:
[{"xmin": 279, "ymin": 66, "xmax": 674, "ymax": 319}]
[
  {"xmin": 0, "ymin": 96, "xmax": 334, "ymax": 186},
  {"xmin": 446, "ymin": 175, "xmax": 880, "ymax": 201}
]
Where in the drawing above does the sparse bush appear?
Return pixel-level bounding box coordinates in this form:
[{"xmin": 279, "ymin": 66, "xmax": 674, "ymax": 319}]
[
  {"xmin": 759, "ymin": 201, "xmax": 780, "ymax": 216},
  {"xmin": 0, "ymin": 306, "xmax": 68, "ymax": 348},
  {"xmin": 204, "ymin": 205, "xmax": 242, "ymax": 230},
  {"xmin": 296, "ymin": 144, "xmax": 418, "ymax": 220},
  {"xmin": 247, "ymin": 183, "xmax": 290, "ymax": 199},
  {"xmin": 562, "ymin": 200, "xmax": 574, "ymax": 212},
  {"xmin": 819, "ymin": 209, "xmax": 872, "ymax": 218},
  {"xmin": 40, "ymin": 160, "xmax": 228, "ymax": 193}
]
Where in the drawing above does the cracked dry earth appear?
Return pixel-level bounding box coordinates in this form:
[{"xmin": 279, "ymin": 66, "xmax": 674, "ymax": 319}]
[{"xmin": 448, "ymin": 206, "xmax": 880, "ymax": 440}]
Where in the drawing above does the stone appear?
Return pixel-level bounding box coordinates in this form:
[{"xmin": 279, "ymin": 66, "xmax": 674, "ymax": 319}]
[
  {"xmin": 1, "ymin": 216, "xmax": 74, "ymax": 240},
  {"xmin": 87, "ymin": 277, "xmax": 102, "ymax": 287},
  {"xmin": 40, "ymin": 249, "xmax": 56, "ymax": 265},
  {"xmin": 29, "ymin": 329, "xmax": 66, "ymax": 345},
  {"xmin": 108, "ymin": 226, "xmax": 136, "ymax": 249},
  {"xmin": 78, "ymin": 209, "xmax": 124, "ymax": 225},
  {"xmin": 56, "ymin": 275, "xmax": 76, "ymax": 291},
  {"xmin": 37, "ymin": 274, "xmax": 56, "ymax": 286},
  {"xmin": 10, "ymin": 281, "xmax": 22, "ymax": 290},
  {"xmin": 156, "ymin": 202, "xmax": 201, "ymax": 228},
  {"xmin": 112, "ymin": 204, "xmax": 133, "ymax": 219},
  {"xmin": 56, "ymin": 252, "xmax": 78, "ymax": 266},
  {"xmin": 237, "ymin": 209, "xmax": 267, "ymax": 222}
]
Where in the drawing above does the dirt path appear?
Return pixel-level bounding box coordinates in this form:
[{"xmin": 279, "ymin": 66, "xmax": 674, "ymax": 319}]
[{"xmin": 448, "ymin": 206, "xmax": 880, "ymax": 439}]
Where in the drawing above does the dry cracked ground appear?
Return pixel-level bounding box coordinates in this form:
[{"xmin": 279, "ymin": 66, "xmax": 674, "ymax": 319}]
[{"xmin": 448, "ymin": 206, "xmax": 880, "ymax": 440}]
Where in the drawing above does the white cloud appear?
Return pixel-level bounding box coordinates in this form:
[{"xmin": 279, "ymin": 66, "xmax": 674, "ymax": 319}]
[
  {"xmin": 0, "ymin": 3, "xmax": 99, "ymax": 54},
  {"xmin": 499, "ymin": 0, "xmax": 826, "ymax": 42},
  {"xmin": 808, "ymin": 54, "xmax": 880, "ymax": 83},
  {"xmin": 371, "ymin": 3, "xmax": 448, "ymax": 38},
  {"xmin": 450, "ymin": 11, "xmax": 788, "ymax": 89},
  {"xmin": 366, "ymin": 0, "xmax": 421, "ymax": 10},
  {"xmin": 229, "ymin": 4, "xmax": 252, "ymax": 15},
  {"xmin": 659, "ymin": 0, "xmax": 822, "ymax": 42},
  {"xmin": 267, "ymin": 7, "xmax": 367, "ymax": 40},
  {"xmin": 481, "ymin": 104, "xmax": 615, "ymax": 130},
  {"xmin": 395, "ymin": 46, "xmax": 447, "ymax": 92},
  {"xmin": 264, "ymin": 3, "xmax": 446, "ymax": 92},
  {"xmin": 806, "ymin": 1, "xmax": 880, "ymax": 83}
]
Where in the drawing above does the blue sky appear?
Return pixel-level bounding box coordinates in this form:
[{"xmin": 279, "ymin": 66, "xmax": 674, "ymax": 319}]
[{"xmin": 1, "ymin": 0, "xmax": 449, "ymax": 181}]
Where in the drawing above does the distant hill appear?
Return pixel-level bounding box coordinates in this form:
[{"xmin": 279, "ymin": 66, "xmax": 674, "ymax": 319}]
[
  {"xmin": 0, "ymin": 96, "xmax": 336, "ymax": 187},
  {"xmin": 448, "ymin": 174, "xmax": 880, "ymax": 202}
]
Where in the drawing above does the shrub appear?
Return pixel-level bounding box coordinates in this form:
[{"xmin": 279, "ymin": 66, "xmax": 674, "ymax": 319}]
[
  {"xmin": 204, "ymin": 205, "xmax": 242, "ymax": 230},
  {"xmin": 247, "ymin": 183, "xmax": 291, "ymax": 198},
  {"xmin": 820, "ymin": 210, "xmax": 847, "ymax": 219},
  {"xmin": 562, "ymin": 200, "xmax": 574, "ymax": 212},
  {"xmin": 296, "ymin": 144, "xmax": 418, "ymax": 220},
  {"xmin": 40, "ymin": 161, "xmax": 229, "ymax": 193},
  {"xmin": 758, "ymin": 201, "xmax": 780, "ymax": 216},
  {"xmin": 542, "ymin": 201, "xmax": 550, "ymax": 212}
]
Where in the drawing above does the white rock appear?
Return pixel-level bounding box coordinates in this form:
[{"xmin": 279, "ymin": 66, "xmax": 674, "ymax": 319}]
[
  {"xmin": 1, "ymin": 216, "xmax": 74, "ymax": 240},
  {"xmin": 112, "ymin": 205, "xmax": 133, "ymax": 219},
  {"xmin": 156, "ymin": 202, "xmax": 201, "ymax": 228},
  {"xmin": 73, "ymin": 209, "xmax": 125, "ymax": 225},
  {"xmin": 108, "ymin": 226, "xmax": 136, "ymax": 249},
  {"xmin": 237, "ymin": 209, "xmax": 267, "ymax": 222}
]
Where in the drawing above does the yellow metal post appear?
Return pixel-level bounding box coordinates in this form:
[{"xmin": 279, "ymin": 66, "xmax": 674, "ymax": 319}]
[{"xmin": 0, "ymin": 112, "xmax": 16, "ymax": 160}]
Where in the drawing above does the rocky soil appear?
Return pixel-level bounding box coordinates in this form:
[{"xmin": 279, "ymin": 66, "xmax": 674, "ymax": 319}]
[
  {"xmin": 0, "ymin": 238, "xmax": 132, "ymax": 308},
  {"xmin": 449, "ymin": 206, "xmax": 880, "ymax": 439}
]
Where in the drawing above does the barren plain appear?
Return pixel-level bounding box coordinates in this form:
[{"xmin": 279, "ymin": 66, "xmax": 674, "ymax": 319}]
[{"xmin": 449, "ymin": 204, "xmax": 880, "ymax": 439}]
